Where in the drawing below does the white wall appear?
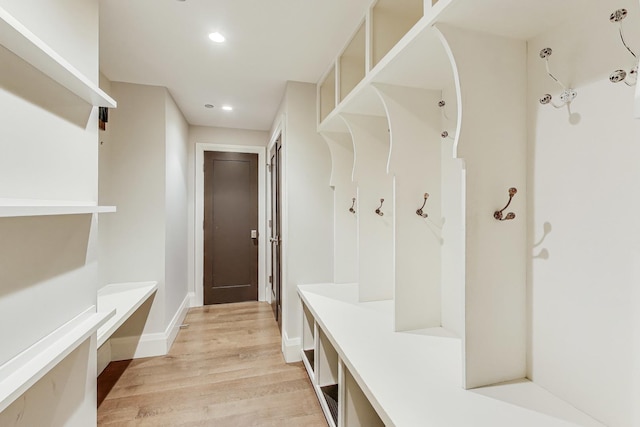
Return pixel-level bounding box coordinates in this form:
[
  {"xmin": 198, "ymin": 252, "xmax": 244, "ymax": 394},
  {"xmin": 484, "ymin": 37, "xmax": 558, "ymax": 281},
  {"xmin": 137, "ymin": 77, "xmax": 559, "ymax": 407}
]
[
  {"xmin": 98, "ymin": 81, "xmax": 189, "ymax": 359},
  {"xmin": 271, "ymin": 81, "xmax": 334, "ymax": 359},
  {"xmin": 99, "ymin": 82, "xmax": 167, "ymax": 337},
  {"xmin": 165, "ymin": 93, "xmax": 189, "ymax": 324},
  {"xmin": 186, "ymin": 126, "xmax": 268, "ymax": 304},
  {"xmin": 0, "ymin": 0, "xmax": 100, "ymax": 424},
  {"xmin": 527, "ymin": 2, "xmax": 640, "ymax": 425}
]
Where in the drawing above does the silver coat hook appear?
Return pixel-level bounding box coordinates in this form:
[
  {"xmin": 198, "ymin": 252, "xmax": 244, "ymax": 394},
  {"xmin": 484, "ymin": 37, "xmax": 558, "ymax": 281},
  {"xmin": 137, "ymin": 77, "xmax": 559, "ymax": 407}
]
[
  {"xmin": 539, "ymin": 47, "xmax": 577, "ymax": 108},
  {"xmin": 494, "ymin": 187, "xmax": 517, "ymax": 221},
  {"xmin": 375, "ymin": 198, "xmax": 385, "ymax": 216},
  {"xmin": 416, "ymin": 193, "xmax": 429, "ymax": 218},
  {"xmin": 609, "ymin": 9, "xmax": 638, "ymax": 86},
  {"xmin": 349, "ymin": 197, "xmax": 356, "ymax": 214}
]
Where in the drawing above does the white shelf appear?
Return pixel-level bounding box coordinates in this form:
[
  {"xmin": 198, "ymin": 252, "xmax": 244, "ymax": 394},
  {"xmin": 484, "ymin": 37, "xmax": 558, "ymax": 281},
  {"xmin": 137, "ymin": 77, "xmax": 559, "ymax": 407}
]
[
  {"xmin": 0, "ymin": 306, "xmax": 113, "ymax": 413},
  {"xmin": 0, "ymin": 199, "xmax": 116, "ymax": 217},
  {"xmin": 97, "ymin": 281, "xmax": 159, "ymax": 348},
  {"xmin": 0, "ymin": 6, "xmax": 116, "ymax": 108},
  {"xmin": 298, "ymin": 283, "xmax": 605, "ymax": 427}
]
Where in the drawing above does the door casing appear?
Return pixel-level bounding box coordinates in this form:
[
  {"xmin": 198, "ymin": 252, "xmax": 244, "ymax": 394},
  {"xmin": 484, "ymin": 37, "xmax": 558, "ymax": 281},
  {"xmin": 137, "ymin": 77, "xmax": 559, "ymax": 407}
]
[{"xmin": 194, "ymin": 143, "xmax": 267, "ymax": 307}]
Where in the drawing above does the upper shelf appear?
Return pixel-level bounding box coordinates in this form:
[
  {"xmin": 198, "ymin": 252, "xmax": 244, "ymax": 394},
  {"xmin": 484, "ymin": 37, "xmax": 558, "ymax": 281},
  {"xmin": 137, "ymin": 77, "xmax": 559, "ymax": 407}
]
[
  {"xmin": 0, "ymin": 306, "xmax": 114, "ymax": 413},
  {"xmin": 0, "ymin": 6, "xmax": 116, "ymax": 108},
  {"xmin": 0, "ymin": 199, "xmax": 116, "ymax": 218}
]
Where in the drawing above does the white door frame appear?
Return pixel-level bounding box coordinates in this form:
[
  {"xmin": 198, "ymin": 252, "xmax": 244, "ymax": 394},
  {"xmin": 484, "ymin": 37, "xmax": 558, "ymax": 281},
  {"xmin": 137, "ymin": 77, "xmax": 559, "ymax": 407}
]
[{"xmin": 194, "ymin": 143, "xmax": 267, "ymax": 306}]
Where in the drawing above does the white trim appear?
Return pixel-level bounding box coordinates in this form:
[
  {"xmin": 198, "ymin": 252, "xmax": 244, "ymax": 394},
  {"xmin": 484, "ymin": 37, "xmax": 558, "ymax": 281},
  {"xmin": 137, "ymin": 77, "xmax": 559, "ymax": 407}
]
[
  {"xmin": 109, "ymin": 294, "xmax": 190, "ymax": 361},
  {"xmin": 282, "ymin": 331, "xmax": 302, "ymax": 363},
  {"xmin": 194, "ymin": 143, "xmax": 267, "ymax": 307}
]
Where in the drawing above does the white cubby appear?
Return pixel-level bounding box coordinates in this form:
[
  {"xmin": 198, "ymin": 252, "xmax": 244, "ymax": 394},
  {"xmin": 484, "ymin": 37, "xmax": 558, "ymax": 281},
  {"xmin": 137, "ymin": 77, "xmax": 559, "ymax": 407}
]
[
  {"xmin": 342, "ymin": 365, "xmax": 384, "ymax": 427},
  {"xmin": 339, "ymin": 22, "xmax": 366, "ymax": 102},
  {"xmin": 370, "ymin": 0, "xmax": 424, "ymax": 70},
  {"xmin": 319, "ymin": 65, "xmax": 336, "ymax": 123},
  {"xmin": 301, "ymin": 302, "xmax": 315, "ymax": 378}
]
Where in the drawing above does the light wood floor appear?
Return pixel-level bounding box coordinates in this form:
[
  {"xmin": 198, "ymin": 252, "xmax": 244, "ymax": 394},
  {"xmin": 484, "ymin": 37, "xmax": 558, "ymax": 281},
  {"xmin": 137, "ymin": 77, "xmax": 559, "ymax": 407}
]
[{"xmin": 98, "ymin": 302, "xmax": 327, "ymax": 426}]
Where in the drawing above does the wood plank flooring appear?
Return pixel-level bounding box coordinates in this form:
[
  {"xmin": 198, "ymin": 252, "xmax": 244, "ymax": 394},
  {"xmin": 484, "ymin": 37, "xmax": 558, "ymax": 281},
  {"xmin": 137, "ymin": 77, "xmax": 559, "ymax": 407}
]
[{"xmin": 98, "ymin": 302, "xmax": 327, "ymax": 426}]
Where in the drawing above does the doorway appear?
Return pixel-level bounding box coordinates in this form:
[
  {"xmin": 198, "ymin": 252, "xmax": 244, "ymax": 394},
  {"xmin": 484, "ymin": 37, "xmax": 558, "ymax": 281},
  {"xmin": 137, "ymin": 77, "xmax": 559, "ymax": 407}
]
[
  {"xmin": 203, "ymin": 151, "xmax": 258, "ymax": 304},
  {"xmin": 269, "ymin": 136, "xmax": 282, "ymax": 328},
  {"xmin": 194, "ymin": 144, "xmax": 266, "ymax": 307}
]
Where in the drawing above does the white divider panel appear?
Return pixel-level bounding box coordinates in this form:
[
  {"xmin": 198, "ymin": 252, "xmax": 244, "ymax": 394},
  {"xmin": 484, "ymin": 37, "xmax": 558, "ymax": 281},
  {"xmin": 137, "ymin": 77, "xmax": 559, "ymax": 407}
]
[
  {"xmin": 373, "ymin": 84, "xmax": 442, "ymax": 332},
  {"xmin": 322, "ymin": 132, "xmax": 357, "ymax": 284},
  {"xmin": 437, "ymin": 24, "xmax": 527, "ymax": 389},
  {"xmin": 439, "ymin": 83, "xmax": 465, "ymax": 338},
  {"xmin": 341, "ymin": 113, "xmax": 393, "ymax": 302},
  {"xmin": 317, "ymin": 328, "xmax": 339, "ymax": 387}
]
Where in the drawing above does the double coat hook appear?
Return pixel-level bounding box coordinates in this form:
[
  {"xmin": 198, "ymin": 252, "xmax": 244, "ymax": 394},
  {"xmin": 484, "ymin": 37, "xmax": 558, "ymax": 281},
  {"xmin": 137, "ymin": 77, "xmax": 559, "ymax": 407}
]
[
  {"xmin": 539, "ymin": 48, "xmax": 577, "ymax": 108},
  {"xmin": 494, "ymin": 188, "xmax": 517, "ymax": 221},
  {"xmin": 416, "ymin": 193, "xmax": 429, "ymax": 218},
  {"xmin": 375, "ymin": 198, "xmax": 385, "ymax": 216},
  {"xmin": 609, "ymin": 9, "xmax": 638, "ymax": 86},
  {"xmin": 349, "ymin": 197, "xmax": 356, "ymax": 214}
]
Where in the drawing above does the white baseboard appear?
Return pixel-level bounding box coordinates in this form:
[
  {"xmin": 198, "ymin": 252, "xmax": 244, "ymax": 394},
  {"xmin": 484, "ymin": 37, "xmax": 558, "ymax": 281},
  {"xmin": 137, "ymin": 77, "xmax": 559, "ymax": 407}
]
[
  {"xmin": 97, "ymin": 342, "xmax": 111, "ymax": 376},
  {"xmin": 188, "ymin": 292, "xmax": 200, "ymax": 308},
  {"xmin": 109, "ymin": 294, "xmax": 190, "ymax": 362},
  {"xmin": 282, "ymin": 332, "xmax": 302, "ymax": 363}
]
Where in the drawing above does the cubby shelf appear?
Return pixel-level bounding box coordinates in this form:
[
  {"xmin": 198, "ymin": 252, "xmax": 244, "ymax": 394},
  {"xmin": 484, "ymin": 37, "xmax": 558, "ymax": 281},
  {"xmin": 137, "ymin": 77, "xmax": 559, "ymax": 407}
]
[
  {"xmin": 298, "ymin": 283, "xmax": 604, "ymax": 427},
  {"xmin": 97, "ymin": 281, "xmax": 158, "ymax": 348},
  {"xmin": 0, "ymin": 6, "xmax": 116, "ymax": 108},
  {"xmin": 0, "ymin": 199, "xmax": 116, "ymax": 218},
  {"xmin": 0, "ymin": 306, "xmax": 114, "ymax": 413}
]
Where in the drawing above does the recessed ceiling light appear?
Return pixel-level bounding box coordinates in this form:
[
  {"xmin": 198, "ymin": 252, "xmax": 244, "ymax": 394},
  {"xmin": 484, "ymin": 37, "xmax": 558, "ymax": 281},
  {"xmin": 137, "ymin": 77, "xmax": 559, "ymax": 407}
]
[
  {"xmin": 208, "ymin": 32, "xmax": 225, "ymax": 43},
  {"xmin": 204, "ymin": 104, "xmax": 214, "ymax": 108},
  {"xmin": 221, "ymin": 105, "xmax": 233, "ymax": 111}
]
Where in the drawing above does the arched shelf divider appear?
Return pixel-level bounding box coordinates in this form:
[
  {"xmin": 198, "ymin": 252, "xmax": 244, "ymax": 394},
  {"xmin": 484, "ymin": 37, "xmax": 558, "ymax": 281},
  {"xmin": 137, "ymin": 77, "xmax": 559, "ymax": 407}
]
[
  {"xmin": 321, "ymin": 131, "xmax": 358, "ymax": 284},
  {"xmin": 371, "ymin": 83, "xmax": 443, "ymax": 332},
  {"xmin": 340, "ymin": 113, "xmax": 393, "ymax": 303},
  {"xmin": 437, "ymin": 23, "xmax": 527, "ymax": 390}
]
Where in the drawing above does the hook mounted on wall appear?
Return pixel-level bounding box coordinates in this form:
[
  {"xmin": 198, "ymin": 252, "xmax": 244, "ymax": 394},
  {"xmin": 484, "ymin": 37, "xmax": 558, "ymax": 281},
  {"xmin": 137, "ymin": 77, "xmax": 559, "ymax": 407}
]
[
  {"xmin": 494, "ymin": 187, "xmax": 517, "ymax": 221},
  {"xmin": 539, "ymin": 48, "xmax": 577, "ymax": 108},
  {"xmin": 375, "ymin": 198, "xmax": 385, "ymax": 216},
  {"xmin": 416, "ymin": 193, "xmax": 429, "ymax": 218},
  {"xmin": 441, "ymin": 130, "xmax": 454, "ymax": 140},
  {"xmin": 438, "ymin": 99, "xmax": 449, "ymax": 119},
  {"xmin": 349, "ymin": 197, "xmax": 356, "ymax": 214},
  {"xmin": 609, "ymin": 9, "xmax": 638, "ymax": 86}
]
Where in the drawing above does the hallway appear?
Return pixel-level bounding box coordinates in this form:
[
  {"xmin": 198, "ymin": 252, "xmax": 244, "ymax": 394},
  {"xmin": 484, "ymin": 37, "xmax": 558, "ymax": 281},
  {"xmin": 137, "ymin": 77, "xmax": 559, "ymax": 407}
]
[{"xmin": 98, "ymin": 303, "xmax": 326, "ymax": 426}]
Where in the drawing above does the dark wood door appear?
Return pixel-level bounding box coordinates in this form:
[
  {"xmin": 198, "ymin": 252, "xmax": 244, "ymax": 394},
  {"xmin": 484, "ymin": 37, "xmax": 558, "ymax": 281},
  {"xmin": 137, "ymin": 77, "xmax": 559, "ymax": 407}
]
[
  {"xmin": 204, "ymin": 151, "xmax": 258, "ymax": 305},
  {"xmin": 269, "ymin": 138, "xmax": 282, "ymax": 328}
]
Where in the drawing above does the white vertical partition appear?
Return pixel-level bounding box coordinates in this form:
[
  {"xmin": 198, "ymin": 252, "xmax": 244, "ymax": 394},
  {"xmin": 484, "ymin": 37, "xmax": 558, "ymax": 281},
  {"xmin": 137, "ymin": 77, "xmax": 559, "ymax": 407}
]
[
  {"xmin": 322, "ymin": 132, "xmax": 357, "ymax": 284},
  {"xmin": 437, "ymin": 24, "xmax": 527, "ymax": 389},
  {"xmin": 341, "ymin": 114, "xmax": 393, "ymax": 302},
  {"xmin": 373, "ymin": 84, "xmax": 442, "ymax": 332}
]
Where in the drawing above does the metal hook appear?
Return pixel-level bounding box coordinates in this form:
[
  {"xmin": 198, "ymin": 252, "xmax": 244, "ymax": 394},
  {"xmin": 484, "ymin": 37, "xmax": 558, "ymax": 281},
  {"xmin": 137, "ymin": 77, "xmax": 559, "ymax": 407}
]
[
  {"xmin": 438, "ymin": 99, "xmax": 450, "ymax": 120},
  {"xmin": 494, "ymin": 187, "xmax": 517, "ymax": 221},
  {"xmin": 441, "ymin": 131, "xmax": 454, "ymax": 140},
  {"xmin": 609, "ymin": 9, "xmax": 638, "ymax": 86},
  {"xmin": 416, "ymin": 193, "xmax": 429, "ymax": 218},
  {"xmin": 349, "ymin": 197, "xmax": 356, "ymax": 214},
  {"xmin": 375, "ymin": 198, "xmax": 385, "ymax": 216},
  {"xmin": 539, "ymin": 48, "xmax": 577, "ymax": 108}
]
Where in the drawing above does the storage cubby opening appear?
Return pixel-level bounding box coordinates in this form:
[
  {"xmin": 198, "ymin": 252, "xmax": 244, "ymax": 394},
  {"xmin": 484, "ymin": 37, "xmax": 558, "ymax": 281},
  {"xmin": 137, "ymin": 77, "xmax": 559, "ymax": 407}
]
[
  {"xmin": 303, "ymin": 349, "xmax": 315, "ymax": 371},
  {"xmin": 320, "ymin": 384, "xmax": 339, "ymax": 426},
  {"xmin": 319, "ymin": 65, "xmax": 336, "ymax": 123},
  {"xmin": 317, "ymin": 328, "xmax": 339, "ymax": 387},
  {"xmin": 339, "ymin": 22, "xmax": 366, "ymax": 102},
  {"xmin": 371, "ymin": 0, "xmax": 423, "ymax": 69},
  {"xmin": 344, "ymin": 367, "xmax": 385, "ymax": 426},
  {"xmin": 302, "ymin": 303, "xmax": 315, "ymax": 350}
]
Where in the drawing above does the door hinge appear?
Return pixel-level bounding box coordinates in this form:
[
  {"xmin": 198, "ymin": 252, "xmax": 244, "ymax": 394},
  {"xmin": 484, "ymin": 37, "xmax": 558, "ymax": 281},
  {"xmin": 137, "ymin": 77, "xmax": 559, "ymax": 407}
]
[
  {"xmin": 268, "ymin": 219, "xmax": 272, "ymax": 228},
  {"xmin": 268, "ymin": 275, "xmax": 272, "ymax": 283}
]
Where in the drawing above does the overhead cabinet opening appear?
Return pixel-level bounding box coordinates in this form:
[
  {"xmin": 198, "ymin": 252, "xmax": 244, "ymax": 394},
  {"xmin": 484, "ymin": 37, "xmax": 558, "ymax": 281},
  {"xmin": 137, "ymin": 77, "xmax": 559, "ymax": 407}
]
[
  {"xmin": 319, "ymin": 65, "xmax": 336, "ymax": 122},
  {"xmin": 371, "ymin": 0, "xmax": 424, "ymax": 69},
  {"xmin": 339, "ymin": 22, "xmax": 366, "ymax": 102}
]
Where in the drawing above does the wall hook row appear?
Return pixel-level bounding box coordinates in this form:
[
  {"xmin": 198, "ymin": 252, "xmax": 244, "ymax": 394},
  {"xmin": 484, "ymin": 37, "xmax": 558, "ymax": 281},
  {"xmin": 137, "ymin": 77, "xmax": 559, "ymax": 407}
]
[
  {"xmin": 349, "ymin": 197, "xmax": 356, "ymax": 214},
  {"xmin": 494, "ymin": 187, "xmax": 517, "ymax": 221},
  {"xmin": 609, "ymin": 9, "xmax": 638, "ymax": 86},
  {"xmin": 416, "ymin": 193, "xmax": 429, "ymax": 218},
  {"xmin": 375, "ymin": 198, "xmax": 385, "ymax": 216},
  {"xmin": 539, "ymin": 48, "xmax": 577, "ymax": 108}
]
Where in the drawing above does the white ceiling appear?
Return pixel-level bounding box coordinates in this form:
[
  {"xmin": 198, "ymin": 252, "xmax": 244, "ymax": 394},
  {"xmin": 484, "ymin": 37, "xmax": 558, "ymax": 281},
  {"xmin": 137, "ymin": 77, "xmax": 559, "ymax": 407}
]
[{"xmin": 99, "ymin": 0, "xmax": 372, "ymax": 131}]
